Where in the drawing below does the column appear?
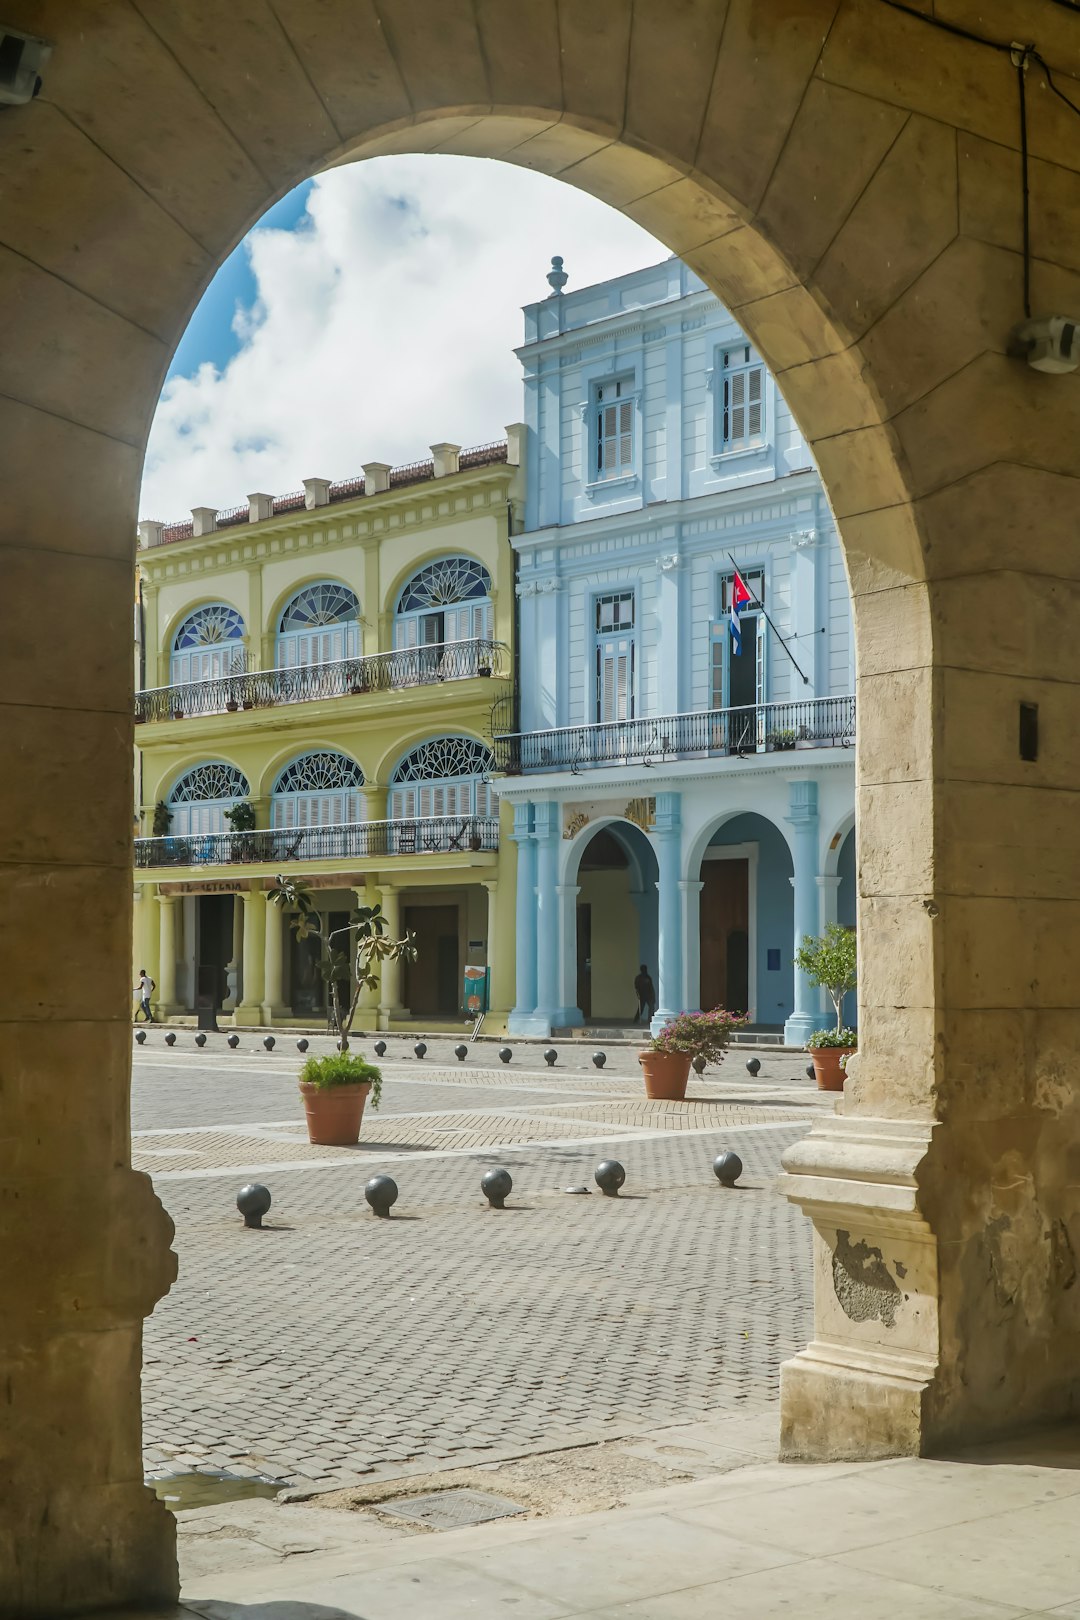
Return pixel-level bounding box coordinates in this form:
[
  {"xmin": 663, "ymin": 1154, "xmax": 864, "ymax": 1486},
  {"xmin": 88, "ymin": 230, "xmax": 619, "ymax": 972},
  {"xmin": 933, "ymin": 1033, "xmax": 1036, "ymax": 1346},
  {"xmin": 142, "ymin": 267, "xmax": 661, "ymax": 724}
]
[
  {"xmin": 656, "ymin": 554, "xmax": 681, "ymax": 714},
  {"xmin": 156, "ymin": 894, "xmax": 178, "ymax": 1013},
  {"xmin": 651, "ymin": 791, "xmax": 683, "ymax": 1032},
  {"xmin": 261, "ymin": 891, "xmax": 284, "ymax": 1022},
  {"xmin": 817, "ymin": 872, "xmax": 840, "ymax": 931},
  {"xmin": 353, "ymin": 883, "xmax": 379, "ymax": 1022},
  {"xmin": 377, "ymin": 884, "xmax": 404, "ymax": 1029},
  {"xmin": 222, "ymin": 894, "xmax": 243, "ymax": 1011},
  {"xmin": 508, "ymin": 804, "xmax": 538, "ymax": 1031},
  {"xmin": 784, "ymin": 779, "xmax": 820, "ymax": 1045},
  {"xmin": 555, "ymin": 883, "xmax": 583, "ymax": 1026},
  {"xmin": 533, "ymin": 802, "xmax": 560, "ymax": 1030},
  {"xmin": 680, "ymin": 878, "xmax": 704, "ymax": 1013},
  {"xmin": 132, "ymin": 883, "xmax": 157, "ymax": 1005},
  {"xmin": 235, "ymin": 889, "xmax": 265, "ymax": 1026}
]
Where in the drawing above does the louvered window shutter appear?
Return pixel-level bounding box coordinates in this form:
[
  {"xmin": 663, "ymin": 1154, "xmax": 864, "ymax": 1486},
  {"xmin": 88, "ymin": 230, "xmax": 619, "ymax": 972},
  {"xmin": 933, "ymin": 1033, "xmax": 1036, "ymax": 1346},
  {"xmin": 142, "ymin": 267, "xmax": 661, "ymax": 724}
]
[{"xmin": 747, "ymin": 367, "xmax": 763, "ymax": 437}]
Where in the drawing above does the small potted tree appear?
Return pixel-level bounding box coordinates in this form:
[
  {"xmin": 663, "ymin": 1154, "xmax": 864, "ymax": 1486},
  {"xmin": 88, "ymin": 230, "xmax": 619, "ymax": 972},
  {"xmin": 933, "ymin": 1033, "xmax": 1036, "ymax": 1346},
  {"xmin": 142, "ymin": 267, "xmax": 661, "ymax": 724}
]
[
  {"xmin": 640, "ymin": 1007, "xmax": 748, "ymax": 1100},
  {"xmin": 794, "ymin": 923, "xmax": 858, "ymax": 1091},
  {"xmin": 224, "ymin": 799, "xmax": 257, "ymax": 860},
  {"xmin": 271, "ymin": 877, "xmax": 417, "ymax": 1145},
  {"xmin": 151, "ymin": 801, "xmax": 172, "ymax": 839}
]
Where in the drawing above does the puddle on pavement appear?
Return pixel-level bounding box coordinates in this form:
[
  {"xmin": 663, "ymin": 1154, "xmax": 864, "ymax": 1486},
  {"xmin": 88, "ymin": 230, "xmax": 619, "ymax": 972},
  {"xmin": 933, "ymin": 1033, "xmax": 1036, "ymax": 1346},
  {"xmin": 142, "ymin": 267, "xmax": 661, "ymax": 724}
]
[{"xmin": 148, "ymin": 1470, "xmax": 285, "ymax": 1510}]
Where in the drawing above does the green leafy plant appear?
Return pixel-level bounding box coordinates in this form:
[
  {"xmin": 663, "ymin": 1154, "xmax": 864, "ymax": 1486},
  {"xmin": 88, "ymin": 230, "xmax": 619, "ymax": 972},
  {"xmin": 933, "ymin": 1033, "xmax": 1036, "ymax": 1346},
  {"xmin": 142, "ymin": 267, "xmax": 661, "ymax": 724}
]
[
  {"xmin": 794, "ymin": 922, "xmax": 858, "ymax": 1038},
  {"xmin": 770, "ymin": 728, "xmax": 797, "ymax": 749},
  {"xmin": 647, "ymin": 1007, "xmax": 749, "ymax": 1067},
  {"xmin": 224, "ymin": 800, "xmax": 257, "ymax": 832},
  {"xmin": 152, "ymin": 800, "xmax": 173, "ymax": 837},
  {"xmin": 808, "ymin": 1026, "xmax": 858, "ymax": 1049},
  {"xmin": 299, "ymin": 1051, "xmax": 382, "ymax": 1107},
  {"xmin": 270, "ymin": 876, "xmax": 417, "ymax": 1052}
]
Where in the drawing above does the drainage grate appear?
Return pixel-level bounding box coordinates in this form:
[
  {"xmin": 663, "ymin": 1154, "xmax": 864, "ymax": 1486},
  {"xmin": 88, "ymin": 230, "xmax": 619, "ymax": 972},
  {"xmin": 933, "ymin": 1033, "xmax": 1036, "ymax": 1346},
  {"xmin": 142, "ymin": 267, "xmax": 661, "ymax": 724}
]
[{"xmin": 380, "ymin": 1488, "xmax": 526, "ymax": 1529}]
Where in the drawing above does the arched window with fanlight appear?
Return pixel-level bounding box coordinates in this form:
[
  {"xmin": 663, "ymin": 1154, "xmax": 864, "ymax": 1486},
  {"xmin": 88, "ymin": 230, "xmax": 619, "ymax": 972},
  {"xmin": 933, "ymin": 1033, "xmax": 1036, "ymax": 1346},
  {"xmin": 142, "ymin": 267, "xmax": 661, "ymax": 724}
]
[
  {"xmin": 170, "ymin": 603, "xmax": 246, "ymax": 685},
  {"xmin": 168, "ymin": 762, "xmax": 249, "ymax": 836},
  {"xmin": 393, "ymin": 556, "xmax": 492, "ymax": 650},
  {"xmin": 389, "ymin": 737, "xmax": 496, "ymax": 821},
  {"xmin": 276, "ymin": 581, "xmax": 360, "ymax": 668},
  {"xmin": 271, "ymin": 751, "xmax": 365, "ymax": 828}
]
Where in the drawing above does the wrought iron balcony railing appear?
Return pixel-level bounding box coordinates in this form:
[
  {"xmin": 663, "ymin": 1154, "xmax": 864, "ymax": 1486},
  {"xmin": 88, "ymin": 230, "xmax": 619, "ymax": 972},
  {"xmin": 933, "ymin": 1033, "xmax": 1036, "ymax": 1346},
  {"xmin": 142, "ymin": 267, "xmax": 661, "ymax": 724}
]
[
  {"xmin": 494, "ymin": 695, "xmax": 856, "ymax": 774},
  {"xmin": 134, "ymin": 639, "xmax": 508, "ymax": 724},
  {"xmin": 135, "ymin": 815, "xmax": 500, "ymax": 869}
]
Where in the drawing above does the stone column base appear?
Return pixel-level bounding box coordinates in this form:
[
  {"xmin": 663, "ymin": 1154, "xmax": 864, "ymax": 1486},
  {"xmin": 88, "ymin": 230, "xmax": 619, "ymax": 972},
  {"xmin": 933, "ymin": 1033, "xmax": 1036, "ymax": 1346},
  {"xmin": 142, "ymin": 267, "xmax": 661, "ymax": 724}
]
[
  {"xmin": 232, "ymin": 1006, "xmax": 263, "ymax": 1026},
  {"xmin": 778, "ymin": 1113, "xmax": 939, "ymax": 1461}
]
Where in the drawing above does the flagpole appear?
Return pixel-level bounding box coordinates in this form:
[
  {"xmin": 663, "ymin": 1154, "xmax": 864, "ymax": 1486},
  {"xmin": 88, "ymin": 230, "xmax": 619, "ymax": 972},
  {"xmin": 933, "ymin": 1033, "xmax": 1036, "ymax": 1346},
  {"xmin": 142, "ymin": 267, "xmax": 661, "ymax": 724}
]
[{"xmin": 727, "ymin": 552, "xmax": 810, "ymax": 686}]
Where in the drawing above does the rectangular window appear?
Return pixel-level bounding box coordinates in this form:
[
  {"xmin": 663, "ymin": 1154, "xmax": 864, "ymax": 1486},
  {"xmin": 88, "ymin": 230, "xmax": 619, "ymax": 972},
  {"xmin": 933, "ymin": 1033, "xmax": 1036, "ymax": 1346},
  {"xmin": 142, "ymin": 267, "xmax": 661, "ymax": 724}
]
[
  {"xmin": 595, "ymin": 591, "xmax": 636, "ymax": 723},
  {"xmin": 594, "ymin": 377, "xmax": 635, "ymax": 481},
  {"xmin": 720, "ymin": 345, "xmax": 765, "ymax": 451}
]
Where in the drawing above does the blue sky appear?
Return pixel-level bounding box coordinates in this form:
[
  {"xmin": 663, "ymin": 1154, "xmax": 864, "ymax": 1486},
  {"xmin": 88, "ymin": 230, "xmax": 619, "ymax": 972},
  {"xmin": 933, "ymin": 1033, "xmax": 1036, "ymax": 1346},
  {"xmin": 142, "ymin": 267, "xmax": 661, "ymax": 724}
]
[
  {"xmin": 142, "ymin": 156, "xmax": 665, "ymax": 520},
  {"xmin": 166, "ymin": 182, "xmax": 315, "ymax": 380}
]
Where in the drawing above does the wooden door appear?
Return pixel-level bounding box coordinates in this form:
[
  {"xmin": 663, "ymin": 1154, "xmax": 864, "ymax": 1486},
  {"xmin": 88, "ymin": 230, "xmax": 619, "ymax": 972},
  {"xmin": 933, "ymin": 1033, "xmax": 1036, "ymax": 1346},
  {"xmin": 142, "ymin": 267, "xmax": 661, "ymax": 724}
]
[
  {"xmin": 404, "ymin": 904, "xmax": 460, "ymax": 1016},
  {"xmin": 699, "ymin": 859, "xmax": 749, "ymax": 1014}
]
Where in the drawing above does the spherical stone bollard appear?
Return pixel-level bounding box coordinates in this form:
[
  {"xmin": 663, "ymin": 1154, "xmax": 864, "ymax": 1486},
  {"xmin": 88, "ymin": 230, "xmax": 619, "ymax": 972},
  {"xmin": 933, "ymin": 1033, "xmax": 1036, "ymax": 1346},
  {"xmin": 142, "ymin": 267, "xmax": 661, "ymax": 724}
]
[
  {"xmin": 297, "ymin": 1038, "xmax": 309, "ymax": 1053},
  {"xmin": 364, "ymin": 1175, "xmax": 399, "ymax": 1218},
  {"xmin": 499, "ymin": 1047, "xmax": 512, "ymax": 1064},
  {"xmin": 692, "ymin": 1053, "xmax": 707, "ymax": 1075},
  {"xmin": 713, "ymin": 1151, "xmax": 743, "ymax": 1188},
  {"xmin": 414, "ymin": 1041, "xmax": 427, "ymax": 1059},
  {"xmin": 806, "ymin": 1062, "xmax": 816, "ymax": 1081},
  {"xmin": 745, "ymin": 1057, "xmax": 761, "ymax": 1077},
  {"xmin": 227, "ymin": 1034, "xmax": 240, "ymax": 1049},
  {"xmin": 594, "ymin": 1159, "xmax": 625, "ymax": 1197},
  {"xmin": 373, "ymin": 1040, "xmax": 387, "ymax": 1057},
  {"xmin": 544, "ymin": 1048, "xmax": 558, "ymax": 1067},
  {"xmin": 454, "ymin": 1043, "xmax": 468, "ymax": 1061},
  {"xmin": 592, "ymin": 1051, "xmax": 606, "ymax": 1070},
  {"xmin": 481, "ymin": 1168, "xmax": 513, "ymax": 1209},
  {"xmin": 237, "ymin": 1182, "xmax": 271, "ymax": 1228},
  {"xmin": 164, "ymin": 1031, "xmax": 176, "ymax": 1046},
  {"xmin": 135, "ymin": 1029, "xmax": 146, "ymax": 1044},
  {"xmin": 263, "ymin": 1035, "xmax": 276, "ymax": 1051},
  {"xmin": 194, "ymin": 1032, "xmax": 207, "ymax": 1047}
]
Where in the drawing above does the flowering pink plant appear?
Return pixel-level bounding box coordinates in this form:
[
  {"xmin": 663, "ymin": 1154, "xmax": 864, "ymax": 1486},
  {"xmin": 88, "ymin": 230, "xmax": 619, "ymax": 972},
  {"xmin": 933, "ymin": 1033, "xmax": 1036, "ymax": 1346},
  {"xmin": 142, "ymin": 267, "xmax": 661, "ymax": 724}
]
[{"xmin": 646, "ymin": 1007, "xmax": 749, "ymax": 1066}]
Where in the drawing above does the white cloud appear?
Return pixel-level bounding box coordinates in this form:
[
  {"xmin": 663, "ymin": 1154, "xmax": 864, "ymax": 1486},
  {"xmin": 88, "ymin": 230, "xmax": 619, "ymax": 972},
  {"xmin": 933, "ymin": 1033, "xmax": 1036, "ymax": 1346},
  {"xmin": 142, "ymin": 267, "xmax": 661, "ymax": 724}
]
[{"xmin": 140, "ymin": 155, "xmax": 666, "ymax": 521}]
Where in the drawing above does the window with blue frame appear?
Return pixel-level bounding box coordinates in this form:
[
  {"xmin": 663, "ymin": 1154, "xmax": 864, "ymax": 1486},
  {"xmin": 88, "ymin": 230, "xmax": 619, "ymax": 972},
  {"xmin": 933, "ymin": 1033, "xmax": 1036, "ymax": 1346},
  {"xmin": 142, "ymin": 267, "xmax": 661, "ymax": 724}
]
[
  {"xmin": 275, "ymin": 581, "xmax": 360, "ymax": 668},
  {"xmin": 393, "ymin": 556, "xmax": 492, "ymax": 650},
  {"xmin": 170, "ymin": 603, "xmax": 246, "ymax": 685},
  {"xmin": 717, "ymin": 345, "xmax": 765, "ymax": 453},
  {"xmin": 595, "ymin": 591, "xmax": 636, "ymax": 722},
  {"xmin": 591, "ymin": 376, "xmax": 636, "ymax": 483}
]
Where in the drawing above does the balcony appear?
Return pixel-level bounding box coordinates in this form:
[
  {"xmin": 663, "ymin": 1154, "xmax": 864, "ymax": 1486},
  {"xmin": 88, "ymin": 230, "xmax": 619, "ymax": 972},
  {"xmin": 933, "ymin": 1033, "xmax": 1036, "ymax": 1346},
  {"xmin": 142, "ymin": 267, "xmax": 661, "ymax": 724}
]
[
  {"xmin": 134, "ymin": 816, "xmax": 500, "ymax": 869},
  {"xmin": 134, "ymin": 640, "xmax": 508, "ymax": 725},
  {"xmin": 494, "ymin": 695, "xmax": 856, "ymax": 774}
]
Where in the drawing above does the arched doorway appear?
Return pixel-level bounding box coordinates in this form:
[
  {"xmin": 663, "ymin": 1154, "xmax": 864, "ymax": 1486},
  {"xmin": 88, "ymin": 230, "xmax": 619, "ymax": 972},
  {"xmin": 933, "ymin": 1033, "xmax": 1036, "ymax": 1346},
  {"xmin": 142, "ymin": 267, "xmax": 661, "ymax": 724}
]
[
  {"xmin": 8, "ymin": 7, "xmax": 1080, "ymax": 1605},
  {"xmin": 573, "ymin": 822, "xmax": 658, "ymax": 1027},
  {"xmin": 697, "ymin": 813, "xmax": 794, "ymax": 1030}
]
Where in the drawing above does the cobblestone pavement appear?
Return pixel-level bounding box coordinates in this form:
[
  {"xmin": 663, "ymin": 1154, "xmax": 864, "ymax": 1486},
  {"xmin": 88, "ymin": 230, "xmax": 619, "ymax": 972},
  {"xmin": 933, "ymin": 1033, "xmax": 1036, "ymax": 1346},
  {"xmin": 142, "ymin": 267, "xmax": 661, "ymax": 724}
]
[{"xmin": 139, "ymin": 1042, "xmax": 828, "ymax": 1496}]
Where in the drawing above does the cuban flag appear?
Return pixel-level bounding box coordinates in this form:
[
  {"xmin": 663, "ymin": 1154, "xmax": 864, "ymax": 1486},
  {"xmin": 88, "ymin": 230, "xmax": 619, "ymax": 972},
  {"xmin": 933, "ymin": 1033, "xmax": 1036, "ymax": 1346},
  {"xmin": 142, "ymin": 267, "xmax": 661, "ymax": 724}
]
[{"xmin": 729, "ymin": 569, "xmax": 753, "ymax": 655}]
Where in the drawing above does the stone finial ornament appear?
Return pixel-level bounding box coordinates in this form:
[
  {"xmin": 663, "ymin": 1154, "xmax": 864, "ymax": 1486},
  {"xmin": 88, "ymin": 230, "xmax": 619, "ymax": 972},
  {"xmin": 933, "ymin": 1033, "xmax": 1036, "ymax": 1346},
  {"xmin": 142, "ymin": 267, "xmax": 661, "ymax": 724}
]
[{"xmin": 546, "ymin": 255, "xmax": 568, "ymax": 296}]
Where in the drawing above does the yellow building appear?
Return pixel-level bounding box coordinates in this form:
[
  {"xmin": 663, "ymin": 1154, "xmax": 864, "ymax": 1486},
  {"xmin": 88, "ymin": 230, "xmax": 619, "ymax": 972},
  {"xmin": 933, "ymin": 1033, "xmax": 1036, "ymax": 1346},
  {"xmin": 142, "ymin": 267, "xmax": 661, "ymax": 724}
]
[{"xmin": 133, "ymin": 432, "xmax": 523, "ymax": 1031}]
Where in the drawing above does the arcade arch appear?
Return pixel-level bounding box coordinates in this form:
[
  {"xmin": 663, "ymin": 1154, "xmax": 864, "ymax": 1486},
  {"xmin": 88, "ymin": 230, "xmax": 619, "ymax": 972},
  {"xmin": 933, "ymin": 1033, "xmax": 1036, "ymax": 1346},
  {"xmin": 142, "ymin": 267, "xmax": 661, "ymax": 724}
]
[{"xmin": 7, "ymin": 5, "xmax": 1080, "ymax": 1608}]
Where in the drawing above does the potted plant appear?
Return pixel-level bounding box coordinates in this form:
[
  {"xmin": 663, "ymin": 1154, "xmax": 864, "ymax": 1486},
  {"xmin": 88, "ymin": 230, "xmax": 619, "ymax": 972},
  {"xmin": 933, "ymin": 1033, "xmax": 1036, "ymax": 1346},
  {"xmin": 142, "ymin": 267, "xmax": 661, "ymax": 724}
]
[
  {"xmin": 770, "ymin": 727, "xmax": 797, "ymax": 751},
  {"xmin": 794, "ymin": 923, "xmax": 858, "ymax": 1091},
  {"xmin": 640, "ymin": 1007, "xmax": 748, "ymax": 1100},
  {"xmin": 271, "ymin": 876, "xmax": 417, "ymax": 1145},
  {"xmin": 224, "ymin": 799, "xmax": 256, "ymax": 859},
  {"xmin": 151, "ymin": 801, "xmax": 172, "ymax": 838},
  {"xmin": 297, "ymin": 1050, "xmax": 382, "ymax": 1147}
]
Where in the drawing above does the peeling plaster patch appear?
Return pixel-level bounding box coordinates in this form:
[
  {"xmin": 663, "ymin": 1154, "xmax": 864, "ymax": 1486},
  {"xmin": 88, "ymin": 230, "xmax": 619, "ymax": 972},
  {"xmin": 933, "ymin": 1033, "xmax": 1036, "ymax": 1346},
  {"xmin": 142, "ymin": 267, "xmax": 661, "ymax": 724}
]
[
  {"xmin": 832, "ymin": 1230, "xmax": 901, "ymax": 1328},
  {"xmin": 895, "ymin": 1261, "xmax": 908, "ymax": 1279}
]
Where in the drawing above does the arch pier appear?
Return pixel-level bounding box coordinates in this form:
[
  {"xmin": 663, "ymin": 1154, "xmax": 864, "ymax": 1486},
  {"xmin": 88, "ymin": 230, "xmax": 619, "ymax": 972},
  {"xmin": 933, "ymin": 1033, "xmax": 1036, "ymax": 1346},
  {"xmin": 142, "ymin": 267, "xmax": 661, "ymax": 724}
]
[{"xmin": 6, "ymin": 2, "xmax": 1080, "ymax": 1608}]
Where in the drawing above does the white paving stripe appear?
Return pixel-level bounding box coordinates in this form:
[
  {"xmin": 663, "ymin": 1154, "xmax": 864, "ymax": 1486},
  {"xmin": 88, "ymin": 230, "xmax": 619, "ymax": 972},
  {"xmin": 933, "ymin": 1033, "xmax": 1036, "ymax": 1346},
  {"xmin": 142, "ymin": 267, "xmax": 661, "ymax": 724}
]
[{"xmin": 143, "ymin": 1117, "xmax": 808, "ymax": 1180}]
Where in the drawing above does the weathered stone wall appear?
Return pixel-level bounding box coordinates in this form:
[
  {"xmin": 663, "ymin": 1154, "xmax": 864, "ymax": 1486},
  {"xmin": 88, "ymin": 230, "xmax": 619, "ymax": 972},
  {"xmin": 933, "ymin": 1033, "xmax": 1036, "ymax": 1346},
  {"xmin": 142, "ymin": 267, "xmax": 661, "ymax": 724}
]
[{"xmin": 2, "ymin": 0, "xmax": 1079, "ymax": 1606}]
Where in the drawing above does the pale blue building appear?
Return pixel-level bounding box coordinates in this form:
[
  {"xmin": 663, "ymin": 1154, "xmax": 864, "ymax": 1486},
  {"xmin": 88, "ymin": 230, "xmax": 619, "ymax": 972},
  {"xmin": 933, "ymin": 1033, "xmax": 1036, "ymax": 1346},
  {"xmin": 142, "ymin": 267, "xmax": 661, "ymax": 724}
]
[{"xmin": 495, "ymin": 258, "xmax": 857, "ymax": 1042}]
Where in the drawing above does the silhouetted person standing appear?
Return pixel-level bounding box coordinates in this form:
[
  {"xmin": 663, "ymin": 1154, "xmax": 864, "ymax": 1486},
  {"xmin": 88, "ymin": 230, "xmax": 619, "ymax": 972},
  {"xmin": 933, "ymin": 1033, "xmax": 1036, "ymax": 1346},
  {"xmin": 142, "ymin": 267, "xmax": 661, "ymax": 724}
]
[{"xmin": 634, "ymin": 964, "xmax": 656, "ymax": 1025}]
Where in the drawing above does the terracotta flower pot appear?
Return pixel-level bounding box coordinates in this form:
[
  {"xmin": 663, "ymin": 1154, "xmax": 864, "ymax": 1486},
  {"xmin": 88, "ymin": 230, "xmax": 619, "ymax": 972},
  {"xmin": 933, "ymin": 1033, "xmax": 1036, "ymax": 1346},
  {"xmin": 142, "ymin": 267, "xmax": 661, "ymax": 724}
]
[
  {"xmin": 638, "ymin": 1050, "xmax": 693, "ymax": 1100},
  {"xmin": 808, "ymin": 1047, "xmax": 854, "ymax": 1092},
  {"xmin": 299, "ymin": 1080, "xmax": 371, "ymax": 1145}
]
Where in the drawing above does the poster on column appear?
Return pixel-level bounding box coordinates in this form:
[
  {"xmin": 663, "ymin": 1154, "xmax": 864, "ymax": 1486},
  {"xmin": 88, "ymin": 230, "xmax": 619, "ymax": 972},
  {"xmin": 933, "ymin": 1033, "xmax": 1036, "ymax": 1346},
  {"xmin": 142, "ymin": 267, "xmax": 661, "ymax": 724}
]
[{"xmin": 463, "ymin": 965, "xmax": 489, "ymax": 1016}]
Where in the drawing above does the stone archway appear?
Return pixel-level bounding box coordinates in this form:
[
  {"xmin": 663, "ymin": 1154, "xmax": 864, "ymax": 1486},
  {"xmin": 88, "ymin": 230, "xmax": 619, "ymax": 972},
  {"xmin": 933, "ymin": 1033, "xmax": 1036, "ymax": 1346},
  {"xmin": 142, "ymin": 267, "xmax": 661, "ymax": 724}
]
[{"xmin": 5, "ymin": 1, "xmax": 1080, "ymax": 1608}]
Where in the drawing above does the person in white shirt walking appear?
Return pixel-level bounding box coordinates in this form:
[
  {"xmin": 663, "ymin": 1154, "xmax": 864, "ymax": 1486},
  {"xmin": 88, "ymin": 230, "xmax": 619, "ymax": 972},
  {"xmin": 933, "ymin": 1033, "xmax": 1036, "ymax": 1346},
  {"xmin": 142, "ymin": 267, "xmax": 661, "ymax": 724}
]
[{"xmin": 134, "ymin": 969, "xmax": 155, "ymax": 1023}]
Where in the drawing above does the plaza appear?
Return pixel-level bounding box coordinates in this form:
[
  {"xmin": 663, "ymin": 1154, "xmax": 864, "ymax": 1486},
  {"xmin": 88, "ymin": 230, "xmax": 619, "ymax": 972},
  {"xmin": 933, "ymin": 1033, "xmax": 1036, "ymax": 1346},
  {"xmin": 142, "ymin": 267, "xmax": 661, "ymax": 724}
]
[{"xmin": 136, "ymin": 1037, "xmax": 822, "ymax": 1496}]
